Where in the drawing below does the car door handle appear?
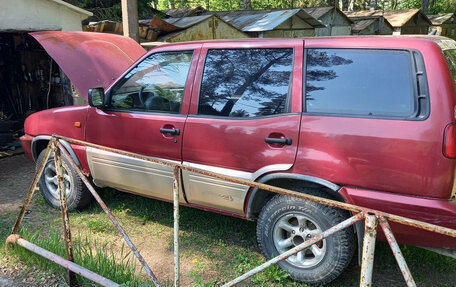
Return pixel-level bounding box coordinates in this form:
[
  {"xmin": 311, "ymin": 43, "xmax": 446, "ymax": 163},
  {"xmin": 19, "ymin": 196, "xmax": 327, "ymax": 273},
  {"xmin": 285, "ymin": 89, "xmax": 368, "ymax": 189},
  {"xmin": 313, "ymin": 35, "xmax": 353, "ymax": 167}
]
[
  {"xmin": 265, "ymin": 137, "xmax": 292, "ymax": 145},
  {"xmin": 160, "ymin": 128, "xmax": 180, "ymax": 135}
]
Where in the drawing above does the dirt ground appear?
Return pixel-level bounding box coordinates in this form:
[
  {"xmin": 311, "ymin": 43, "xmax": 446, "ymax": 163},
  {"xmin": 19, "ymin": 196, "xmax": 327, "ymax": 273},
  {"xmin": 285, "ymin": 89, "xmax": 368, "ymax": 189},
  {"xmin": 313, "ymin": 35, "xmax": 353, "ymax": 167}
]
[
  {"xmin": 0, "ymin": 155, "xmax": 35, "ymax": 214},
  {"xmin": 0, "ymin": 155, "xmax": 64, "ymax": 286},
  {"xmin": 0, "ymin": 155, "xmax": 198, "ymax": 286}
]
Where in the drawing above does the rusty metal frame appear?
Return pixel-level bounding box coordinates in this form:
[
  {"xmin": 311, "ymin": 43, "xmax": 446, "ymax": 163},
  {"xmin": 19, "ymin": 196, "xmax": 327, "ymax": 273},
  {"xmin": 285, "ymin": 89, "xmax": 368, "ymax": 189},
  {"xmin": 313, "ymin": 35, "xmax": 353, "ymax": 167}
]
[{"xmin": 6, "ymin": 135, "xmax": 456, "ymax": 287}]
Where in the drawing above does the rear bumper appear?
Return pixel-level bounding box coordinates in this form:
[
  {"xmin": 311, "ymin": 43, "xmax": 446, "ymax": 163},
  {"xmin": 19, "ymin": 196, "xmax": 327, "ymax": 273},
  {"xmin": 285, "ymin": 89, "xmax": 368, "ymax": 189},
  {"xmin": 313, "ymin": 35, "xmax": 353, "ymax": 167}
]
[
  {"xmin": 20, "ymin": 134, "xmax": 34, "ymax": 161},
  {"xmin": 340, "ymin": 187, "xmax": 456, "ymax": 249}
]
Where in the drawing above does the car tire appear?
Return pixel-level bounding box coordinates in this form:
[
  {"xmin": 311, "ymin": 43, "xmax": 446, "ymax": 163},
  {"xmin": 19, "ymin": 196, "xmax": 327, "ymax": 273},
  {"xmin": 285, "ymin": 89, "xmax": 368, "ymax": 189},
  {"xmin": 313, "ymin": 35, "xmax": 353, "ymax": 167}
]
[
  {"xmin": 256, "ymin": 188, "xmax": 355, "ymax": 285},
  {"xmin": 36, "ymin": 149, "xmax": 92, "ymax": 211}
]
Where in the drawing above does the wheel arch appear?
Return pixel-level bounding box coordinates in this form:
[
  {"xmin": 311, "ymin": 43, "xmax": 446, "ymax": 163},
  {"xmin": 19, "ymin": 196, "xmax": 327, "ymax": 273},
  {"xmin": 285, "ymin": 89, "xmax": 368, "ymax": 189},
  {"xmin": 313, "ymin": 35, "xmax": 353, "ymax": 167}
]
[
  {"xmin": 31, "ymin": 135, "xmax": 81, "ymax": 167},
  {"xmin": 246, "ymin": 173, "xmax": 343, "ymax": 219},
  {"xmin": 246, "ymin": 172, "xmax": 364, "ymax": 266}
]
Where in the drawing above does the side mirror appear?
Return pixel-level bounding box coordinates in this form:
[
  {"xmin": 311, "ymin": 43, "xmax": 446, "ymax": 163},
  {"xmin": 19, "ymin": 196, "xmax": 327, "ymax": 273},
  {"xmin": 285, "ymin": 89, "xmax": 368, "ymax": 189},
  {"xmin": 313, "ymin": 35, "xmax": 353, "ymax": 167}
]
[{"xmin": 88, "ymin": 88, "xmax": 105, "ymax": 108}]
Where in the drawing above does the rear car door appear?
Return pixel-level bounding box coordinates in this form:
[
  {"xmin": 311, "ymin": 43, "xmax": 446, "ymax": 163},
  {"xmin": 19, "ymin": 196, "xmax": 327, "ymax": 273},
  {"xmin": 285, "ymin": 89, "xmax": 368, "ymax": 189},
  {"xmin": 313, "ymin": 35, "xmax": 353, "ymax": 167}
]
[
  {"xmin": 85, "ymin": 44, "xmax": 201, "ymax": 201},
  {"xmin": 182, "ymin": 40, "xmax": 303, "ymax": 215}
]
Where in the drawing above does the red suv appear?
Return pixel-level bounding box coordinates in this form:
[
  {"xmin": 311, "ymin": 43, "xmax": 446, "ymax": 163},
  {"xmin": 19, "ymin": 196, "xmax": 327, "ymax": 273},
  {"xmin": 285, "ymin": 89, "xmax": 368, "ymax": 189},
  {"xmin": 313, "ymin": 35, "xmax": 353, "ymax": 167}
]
[{"xmin": 21, "ymin": 32, "xmax": 456, "ymax": 284}]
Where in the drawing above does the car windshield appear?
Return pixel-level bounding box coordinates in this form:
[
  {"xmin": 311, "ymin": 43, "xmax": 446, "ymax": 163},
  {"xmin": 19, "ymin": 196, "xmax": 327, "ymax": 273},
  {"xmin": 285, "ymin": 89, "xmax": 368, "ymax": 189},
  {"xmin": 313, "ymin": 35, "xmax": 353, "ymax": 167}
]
[{"xmin": 444, "ymin": 49, "xmax": 456, "ymax": 86}]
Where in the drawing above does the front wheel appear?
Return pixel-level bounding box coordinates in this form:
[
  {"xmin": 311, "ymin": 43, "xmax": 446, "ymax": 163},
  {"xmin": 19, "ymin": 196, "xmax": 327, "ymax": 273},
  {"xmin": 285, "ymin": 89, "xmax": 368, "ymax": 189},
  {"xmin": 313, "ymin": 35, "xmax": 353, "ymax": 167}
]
[
  {"xmin": 36, "ymin": 149, "xmax": 92, "ymax": 211},
  {"xmin": 256, "ymin": 190, "xmax": 354, "ymax": 285}
]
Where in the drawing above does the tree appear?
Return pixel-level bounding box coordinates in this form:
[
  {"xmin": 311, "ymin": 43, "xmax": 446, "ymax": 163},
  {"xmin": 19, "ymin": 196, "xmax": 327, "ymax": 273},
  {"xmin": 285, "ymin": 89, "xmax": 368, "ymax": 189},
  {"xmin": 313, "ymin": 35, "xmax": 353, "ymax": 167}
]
[
  {"xmin": 199, "ymin": 49, "xmax": 293, "ymax": 117},
  {"xmin": 168, "ymin": 0, "xmax": 175, "ymax": 8},
  {"xmin": 369, "ymin": 0, "xmax": 377, "ymax": 10},
  {"xmin": 241, "ymin": 0, "xmax": 252, "ymax": 10},
  {"xmin": 341, "ymin": 0, "xmax": 349, "ymax": 10},
  {"xmin": 422, "ymin": 0, "xmax": 429, "ymax": 13},
  {"xmin": 305, "ymin": 50, "xmax": 353, "ymax": 98},
  {"xmin": 66, "ymin": 0, "xmax": 162, "ymax": 21},
  {"xmin": 68, "ymin": 0, "xmax": 456, "ymax": 19}
]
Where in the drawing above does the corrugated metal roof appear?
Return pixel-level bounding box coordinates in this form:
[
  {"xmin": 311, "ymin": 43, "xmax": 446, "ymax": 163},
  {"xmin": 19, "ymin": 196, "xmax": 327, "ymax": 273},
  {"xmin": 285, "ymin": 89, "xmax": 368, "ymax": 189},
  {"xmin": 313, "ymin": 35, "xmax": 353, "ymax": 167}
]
[
  {"xmin": 351, "ymin": 19, "xmax": 376, "ymax": 32},
  {"xmin": 345, "ymin": 9, "xmax": 431, "ymax": 27},
  {"xmin": 140, "ymin": 15, "xmax": 212, "ymax": 32},
  {"xmin": 351, "ymin": 17, "xmax": 393, "ymax": 32},
  {"xmin": 163, "ymin": 15, "xmax": 212, "ymax": 28},
  {"xmin": 428, "ymin": 13, "xmax": 455, "ymax": 25},
  {"xmin": 165, "ymin": 6, "xmax": 206, "ymax": 18},
  {"xmin": 204, "ymin": 9, "xmax": 324, "ymax": 32},
  {"xmin": 303, "ymin": 6, "xmax": 353, "ymax": 24},
  {"xmin": 302, "ymin": 7, "xmax": 333, "ymax": 19}
]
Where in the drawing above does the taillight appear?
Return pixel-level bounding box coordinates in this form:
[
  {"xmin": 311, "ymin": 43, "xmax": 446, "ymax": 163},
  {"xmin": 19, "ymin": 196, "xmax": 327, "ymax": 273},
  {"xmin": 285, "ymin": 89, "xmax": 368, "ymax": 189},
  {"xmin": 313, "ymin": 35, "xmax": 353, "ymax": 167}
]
[{"xmin": 443, "ymin": 123, "xmax": 456, "ymax": 158}]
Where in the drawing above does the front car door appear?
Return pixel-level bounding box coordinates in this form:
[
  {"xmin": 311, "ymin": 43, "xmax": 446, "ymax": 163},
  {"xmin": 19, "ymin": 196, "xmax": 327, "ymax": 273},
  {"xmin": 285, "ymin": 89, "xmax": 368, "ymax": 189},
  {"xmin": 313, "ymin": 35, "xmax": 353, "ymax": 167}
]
[
  {"xmin": 182, "ymin": 40, "xmax": 303, "ymax": 215},
  {"xmin": 85, "ymin": 44, "xmax": 201, "ymax": 201}
]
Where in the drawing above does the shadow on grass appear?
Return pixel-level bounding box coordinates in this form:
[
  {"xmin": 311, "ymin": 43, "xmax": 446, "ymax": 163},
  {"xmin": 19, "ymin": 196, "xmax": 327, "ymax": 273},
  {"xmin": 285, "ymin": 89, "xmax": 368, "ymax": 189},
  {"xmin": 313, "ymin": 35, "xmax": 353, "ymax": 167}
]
[{"xmin": 91, "ymin": 188, "xmax": 258, "ymax": 250}]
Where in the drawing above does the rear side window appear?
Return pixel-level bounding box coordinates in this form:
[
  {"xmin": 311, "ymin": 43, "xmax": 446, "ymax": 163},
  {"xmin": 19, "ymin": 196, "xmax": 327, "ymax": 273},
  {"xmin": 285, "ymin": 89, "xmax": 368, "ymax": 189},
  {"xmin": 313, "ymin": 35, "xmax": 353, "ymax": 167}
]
[
  {"xmin": 305, "ymin": 49, "xmax": 415, "ymax": 118},
  {"xmin": 443, "ymin": 49, "xmax": 456, "ymax": 85},
  {"xmin": 198, "ymin": 48, "xmax": 293, "ymax": 118}
]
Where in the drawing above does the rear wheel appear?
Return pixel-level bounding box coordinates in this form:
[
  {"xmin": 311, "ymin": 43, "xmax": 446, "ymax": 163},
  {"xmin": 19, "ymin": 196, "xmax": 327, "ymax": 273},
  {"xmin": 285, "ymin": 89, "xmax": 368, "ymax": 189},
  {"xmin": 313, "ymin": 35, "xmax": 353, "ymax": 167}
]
[
  {"xmin": 256, "ymin": 188, "xmax": 354, "ymax": 285},
  {"xmin": 36, "ymin": 149, "xmax": 92, "ymax": 211}
]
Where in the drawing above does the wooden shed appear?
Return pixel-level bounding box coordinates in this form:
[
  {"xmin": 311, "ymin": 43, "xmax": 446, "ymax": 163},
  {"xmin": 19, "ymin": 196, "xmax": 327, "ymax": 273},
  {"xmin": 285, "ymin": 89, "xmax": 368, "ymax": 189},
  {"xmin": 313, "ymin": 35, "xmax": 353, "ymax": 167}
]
[
  {"xmin": 428, "ymin": 13, "xmax": 456, "ymax": 40},
  {"xmin": 0, "ymin": 0, "xmax": 92, "ymax": 31},
  {"xmin": 303, "ymin": 7, "xmax": 353, "ymax": 36},
  {"xmin": 0, "ymin": 0, "xmax": 92, "ymax": 123},
  {"xmin": 204, "ymin": 9, "xmax": 324, "ymax": 38},
  {"xmin": 345, "ymin": 9, "xmax": 431, "ymax": 35},
  {"xmin": 350, "ymin": 16, "xmax": 394, "ymax": 35},
  {"xmin": 145, "ymin": 15, "xmax": 249, "ymax": 43}
]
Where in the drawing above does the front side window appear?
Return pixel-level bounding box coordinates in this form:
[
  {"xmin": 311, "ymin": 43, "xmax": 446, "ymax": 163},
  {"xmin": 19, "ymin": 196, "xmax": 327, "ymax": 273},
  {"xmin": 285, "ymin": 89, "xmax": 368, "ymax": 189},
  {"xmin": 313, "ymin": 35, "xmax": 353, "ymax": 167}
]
[
  {"xmin": 305, "ymin": 49, "xmax": 415, "ymax": 118},
  {"xmin": 198, "ymin": 48, "xmax": 293, "ymax": 118},
  {"xmin": 110, "ymin": 51, "xmax": 193, "ymax": 113}
]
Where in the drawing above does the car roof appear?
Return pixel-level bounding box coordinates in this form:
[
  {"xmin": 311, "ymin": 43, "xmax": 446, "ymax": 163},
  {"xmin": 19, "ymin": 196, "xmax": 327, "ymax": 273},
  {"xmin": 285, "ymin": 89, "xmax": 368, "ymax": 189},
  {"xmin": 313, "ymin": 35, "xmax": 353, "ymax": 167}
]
[{"xmin": 150, "ymin": 35, "xmax": 454, "ymax": 53}]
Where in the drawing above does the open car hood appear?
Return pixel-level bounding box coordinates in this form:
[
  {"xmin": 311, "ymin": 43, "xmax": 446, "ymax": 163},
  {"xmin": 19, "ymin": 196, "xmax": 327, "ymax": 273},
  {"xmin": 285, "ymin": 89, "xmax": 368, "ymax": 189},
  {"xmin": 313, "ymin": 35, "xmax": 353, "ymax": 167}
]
[{"xmin": 30, "ymin": 31, "xmax": 146, "ymax": 101}]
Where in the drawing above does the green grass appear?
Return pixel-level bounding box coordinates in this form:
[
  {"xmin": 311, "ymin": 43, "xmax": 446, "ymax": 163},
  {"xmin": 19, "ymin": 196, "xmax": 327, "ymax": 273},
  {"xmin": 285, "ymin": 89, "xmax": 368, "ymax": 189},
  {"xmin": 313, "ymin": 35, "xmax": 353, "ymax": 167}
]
[
  {"xmin": 1, "ymin": 188, "xmax": 456, "ymax": 287},
  {"xmin": 3, "ymin": 227, "xmax": 151, "ymax": 287}
]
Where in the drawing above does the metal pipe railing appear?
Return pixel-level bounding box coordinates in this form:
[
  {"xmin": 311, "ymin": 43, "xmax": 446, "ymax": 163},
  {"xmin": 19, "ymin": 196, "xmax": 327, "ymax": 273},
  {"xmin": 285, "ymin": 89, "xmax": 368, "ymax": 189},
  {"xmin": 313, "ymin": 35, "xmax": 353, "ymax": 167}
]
[
  {"xmin": 173, "ymin": 166, "xmax": 181, "ymax": 287},
  {"xmin": 360, "ymin": 214, "xmax": 378, "ymax": 287},
  {"xmin": 53, "ymin": 141, "xmax": 78, "ymax": 285},
  {"xmin": 222, "ymin": 212, "xmax": 365, "ymax": 287},
  {"xmin": 58, "ymin": 143, "xmax": 161, "ymax": 287},
  {"xmin": 6, "ymin": 135, "xmax": 456, "ymax": 287},
  {"xmin": 6, "ymin": 235, "xmax": 120, "ymax": 287},
  {"xmin": 379, "ymin": 216, "xmax": 416, "ymax": 287},
  {"xmin": 52, "ymin": 135, "xmax": 456, "ymax": 239}
]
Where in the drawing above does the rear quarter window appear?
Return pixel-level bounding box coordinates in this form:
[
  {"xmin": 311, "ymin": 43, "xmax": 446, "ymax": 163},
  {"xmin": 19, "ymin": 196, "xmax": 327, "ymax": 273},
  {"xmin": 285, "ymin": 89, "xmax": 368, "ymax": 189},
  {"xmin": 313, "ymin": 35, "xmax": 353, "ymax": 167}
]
[
  {"xmin": 443, "ymin": 49, "xmax": 456, "ymax": 85},
  {"xmin": 305, "ymin": 49, "xmax": 416, "ymax": 118}
]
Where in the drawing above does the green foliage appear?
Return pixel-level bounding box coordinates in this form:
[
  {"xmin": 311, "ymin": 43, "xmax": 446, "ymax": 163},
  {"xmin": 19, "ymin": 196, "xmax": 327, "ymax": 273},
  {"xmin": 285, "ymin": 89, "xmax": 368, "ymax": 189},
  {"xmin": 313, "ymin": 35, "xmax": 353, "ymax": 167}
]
[
  {"xmin": 428, "ymin": 0, "xmax": 456, "ymax": 14},
  {"xmin": 67, "ymin": 0, "xmax": 455, "ymax": 20},
  {"xmin": 66, "ymin": 0, "xmax": 162, "ymax": 21},
  {"xmin": 377, "ymin": 0, "xmax": 456, "ymax": 13}
]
